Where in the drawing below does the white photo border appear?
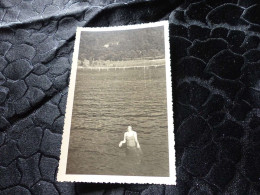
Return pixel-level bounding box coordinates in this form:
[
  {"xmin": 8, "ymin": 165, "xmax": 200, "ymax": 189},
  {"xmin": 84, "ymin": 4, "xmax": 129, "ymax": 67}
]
[{"xmin": 57, "ymin": 21, "xmax": 176, "ymax": 185}]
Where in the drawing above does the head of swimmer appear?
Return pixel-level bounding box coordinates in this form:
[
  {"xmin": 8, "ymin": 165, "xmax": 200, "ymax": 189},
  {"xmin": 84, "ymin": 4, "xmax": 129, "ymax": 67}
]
[{"xmin": 127, "ymin": 126, "xmax": 133, "ymax": 132}]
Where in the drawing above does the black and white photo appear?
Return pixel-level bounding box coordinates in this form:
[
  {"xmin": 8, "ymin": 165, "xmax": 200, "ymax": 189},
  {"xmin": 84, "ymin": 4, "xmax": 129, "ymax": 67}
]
[{"xmin": 58, "ymin": 21, "xmax": 175, "ymax": 184}]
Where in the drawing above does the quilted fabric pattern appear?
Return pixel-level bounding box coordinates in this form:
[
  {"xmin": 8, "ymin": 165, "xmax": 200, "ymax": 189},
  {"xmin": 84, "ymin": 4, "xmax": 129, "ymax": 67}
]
[{"xmin": 0, "ymin": 0, "xmax": 259, "ymax": 194}]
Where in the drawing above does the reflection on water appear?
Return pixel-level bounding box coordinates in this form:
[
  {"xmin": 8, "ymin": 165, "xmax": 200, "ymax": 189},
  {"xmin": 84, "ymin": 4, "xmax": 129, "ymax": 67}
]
[{"xmin": 66, "ymin": 66, "xmax": 169, "ymax": 176}]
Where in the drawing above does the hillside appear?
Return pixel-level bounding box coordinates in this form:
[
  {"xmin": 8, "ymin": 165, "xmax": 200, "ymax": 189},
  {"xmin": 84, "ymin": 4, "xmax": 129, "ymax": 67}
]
[{"xmin": 78, "ymin": 26, "xmax": 165, "ymax": 63}]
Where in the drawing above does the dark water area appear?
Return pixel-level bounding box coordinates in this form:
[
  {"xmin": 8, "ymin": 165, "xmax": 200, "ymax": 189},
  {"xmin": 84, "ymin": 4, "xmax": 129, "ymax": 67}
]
[{"xmin": 66, "ymin": 66, "xmax": 169, "ymax": 176}]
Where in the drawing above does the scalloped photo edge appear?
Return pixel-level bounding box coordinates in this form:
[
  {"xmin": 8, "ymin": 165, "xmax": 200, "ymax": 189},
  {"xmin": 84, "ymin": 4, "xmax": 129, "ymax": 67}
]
[{"xmin": 57, "ymin": 21, "xmax": 176, "ymax": 185}]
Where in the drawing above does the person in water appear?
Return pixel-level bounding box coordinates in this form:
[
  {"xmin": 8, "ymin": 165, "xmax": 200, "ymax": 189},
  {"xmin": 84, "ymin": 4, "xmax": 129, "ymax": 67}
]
[
  {"xmin": 119, "ymin": 125, "xmax": 142, "ymax": 167},
  {"xmin": 119, "ymin": 125, "xmax": 140, "ymax": 149}
]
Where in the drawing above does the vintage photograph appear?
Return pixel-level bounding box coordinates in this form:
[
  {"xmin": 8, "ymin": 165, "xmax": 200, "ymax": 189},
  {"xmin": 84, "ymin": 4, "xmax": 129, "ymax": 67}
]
[{"xmin": 58, "ymin": 21, "xmax": 175, "ymax": 184}]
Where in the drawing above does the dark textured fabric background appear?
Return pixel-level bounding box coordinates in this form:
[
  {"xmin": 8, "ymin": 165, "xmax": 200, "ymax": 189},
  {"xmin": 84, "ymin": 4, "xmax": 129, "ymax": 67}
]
[{"xmin": 0, "ymin": 0, "xmax": 259, "ymax": 194}]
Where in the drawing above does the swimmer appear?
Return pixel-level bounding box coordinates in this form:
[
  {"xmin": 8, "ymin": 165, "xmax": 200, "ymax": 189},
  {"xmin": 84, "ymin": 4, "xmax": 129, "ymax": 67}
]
[{"xmin": 119, "ymin": 126, "xmax": 140, "ymax": 149}]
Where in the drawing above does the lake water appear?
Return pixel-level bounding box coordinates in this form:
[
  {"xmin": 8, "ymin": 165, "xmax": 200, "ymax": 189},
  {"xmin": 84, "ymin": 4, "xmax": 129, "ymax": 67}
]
[{"xmin": 66, "ymin": 66, "xmax": 169, "ymax": 176}]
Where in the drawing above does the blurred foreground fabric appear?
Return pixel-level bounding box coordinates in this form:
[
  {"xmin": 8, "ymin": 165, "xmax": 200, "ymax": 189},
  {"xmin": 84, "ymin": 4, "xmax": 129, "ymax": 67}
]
[{"xmin": 0, "ymin": 0, "xmax": 259, "ymax": 194}]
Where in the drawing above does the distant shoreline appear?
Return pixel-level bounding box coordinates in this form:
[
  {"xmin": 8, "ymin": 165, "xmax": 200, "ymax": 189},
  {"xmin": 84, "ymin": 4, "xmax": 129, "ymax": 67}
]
[
  {"xmin": 77, "ymin": 58, "xmax": 165, "ymax": 69},
  {"xmin": 78, "ymin": 64, "xmax": 165, "ymax": 70}
]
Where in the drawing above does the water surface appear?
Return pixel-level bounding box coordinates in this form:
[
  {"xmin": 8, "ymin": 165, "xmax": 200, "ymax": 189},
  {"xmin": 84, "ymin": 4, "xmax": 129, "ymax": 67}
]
[{"xmin": 66, "ymin": 66, "xmax": 169, "ymax": 176}]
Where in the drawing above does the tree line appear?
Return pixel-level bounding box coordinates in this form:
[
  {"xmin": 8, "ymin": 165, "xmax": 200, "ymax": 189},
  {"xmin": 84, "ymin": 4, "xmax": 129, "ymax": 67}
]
[{"xmin": 78, "ymin": 26, "xmax": 165, "ymax": 63}]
